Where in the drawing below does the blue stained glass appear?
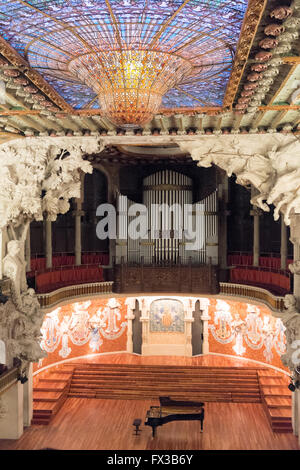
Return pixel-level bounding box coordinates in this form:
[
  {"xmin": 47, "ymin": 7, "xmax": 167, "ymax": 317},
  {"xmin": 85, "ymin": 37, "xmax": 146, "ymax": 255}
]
[{"xmin": 0, "ymin": 0, "xmax": 248, "ymax": 109}]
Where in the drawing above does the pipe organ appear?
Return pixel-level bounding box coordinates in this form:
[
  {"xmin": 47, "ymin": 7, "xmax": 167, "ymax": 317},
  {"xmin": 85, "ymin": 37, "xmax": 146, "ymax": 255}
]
[{"xmin": 116, "ymin": 170, "xmax": 218, "ymax": 265}]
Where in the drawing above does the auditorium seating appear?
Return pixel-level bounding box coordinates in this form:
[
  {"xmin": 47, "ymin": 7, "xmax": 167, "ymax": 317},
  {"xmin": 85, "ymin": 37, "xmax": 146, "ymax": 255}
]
[
  {"xmin": 228, "ymin": 253, "xmax": 293, "ymax": 270},
  {"xmin": 30, "ymin": 252, "xmax": 109, "ymax": 272},
  {"xmin": 35, "ymin": 265, "xmax": 104, "ymax": 293},
  {"xmin": 228, "ymin": 253, "xmax": 292, "ymax": 295}
]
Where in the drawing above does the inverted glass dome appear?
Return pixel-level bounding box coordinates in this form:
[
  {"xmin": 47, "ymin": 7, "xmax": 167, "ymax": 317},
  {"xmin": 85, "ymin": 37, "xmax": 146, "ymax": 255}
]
[{"xmin": 0, "ymin": 0, "xmax": 248, "ymax": 124}]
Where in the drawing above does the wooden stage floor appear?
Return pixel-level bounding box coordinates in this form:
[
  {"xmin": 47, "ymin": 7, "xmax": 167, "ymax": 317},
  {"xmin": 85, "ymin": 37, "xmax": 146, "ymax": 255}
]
[
  {"xmin": 68, "ymin": 352, "xmax": 290, "ymax": 371},
  {"xmin": 0, "ymin": 354, "xmax": 299, "ymax": 451}
]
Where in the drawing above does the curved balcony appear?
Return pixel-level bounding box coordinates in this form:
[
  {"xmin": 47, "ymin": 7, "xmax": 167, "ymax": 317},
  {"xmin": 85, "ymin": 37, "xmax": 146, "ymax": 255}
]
[
  {"xmin": 27, "ymin": 251, "xmax": 109, "ymax": 294},
  {"xmin": 227, "ymin": 252, "xmax": 292, "ymax": 297},
  {"xmin": 20, "ymin": 251, "xmax": 293, "ymax": 311}
]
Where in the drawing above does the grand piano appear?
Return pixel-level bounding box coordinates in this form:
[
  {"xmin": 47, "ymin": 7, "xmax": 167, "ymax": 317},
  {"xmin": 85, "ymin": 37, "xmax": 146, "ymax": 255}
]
[{"xmin": 145, "ymin": 396, "xmax": 205, "ymax": 437}]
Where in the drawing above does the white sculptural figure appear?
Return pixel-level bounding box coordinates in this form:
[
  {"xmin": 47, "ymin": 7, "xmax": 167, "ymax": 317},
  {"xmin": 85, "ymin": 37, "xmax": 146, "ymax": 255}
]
[
  {"xmin": 279, "ymin": 294, "xmax": 300, "ymax": 370},
  {"xmin": 3, "ymin": 240, "xmax": 27, "ymax": 309}
]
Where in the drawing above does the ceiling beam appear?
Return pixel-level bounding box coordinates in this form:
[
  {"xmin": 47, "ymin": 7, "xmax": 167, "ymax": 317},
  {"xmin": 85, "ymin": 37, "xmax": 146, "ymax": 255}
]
[{"xmin": 0, "ymin": 35, "xmax": 73, "ymax": 112}]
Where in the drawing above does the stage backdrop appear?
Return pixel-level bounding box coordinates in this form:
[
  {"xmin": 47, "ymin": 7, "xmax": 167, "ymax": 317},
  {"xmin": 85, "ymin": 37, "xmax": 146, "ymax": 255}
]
[
  {"xmin": 34, "ymin": 295, "xmax": 288, "ymax": 374},
  {"xmin": 34, "ymin": 297, "xmax": 128, "ymax": 372}
]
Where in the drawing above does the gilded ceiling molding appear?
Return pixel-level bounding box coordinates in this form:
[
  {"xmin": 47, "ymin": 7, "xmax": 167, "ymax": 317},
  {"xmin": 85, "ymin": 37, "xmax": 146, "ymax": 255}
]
[
  {"xmin": 73, "ymin": 106, "xmax": 223, "ymax": 117},
  {"xmin": 223, "ymin": 0, "xmax": 268, "ymax": 109},
  {"xmin": 0, "ymin": 36, "xmax": 73, "ymax": 113},
  {"xmin": 235, "ymin": 2, "xmax": 300, "ymax": 115}
]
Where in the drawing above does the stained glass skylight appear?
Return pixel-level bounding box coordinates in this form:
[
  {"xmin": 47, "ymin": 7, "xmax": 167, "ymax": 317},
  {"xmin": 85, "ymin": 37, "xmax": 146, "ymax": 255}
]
[{"xmin": 0, "ymin": 0, "xmax": 249, "ymax": 118}]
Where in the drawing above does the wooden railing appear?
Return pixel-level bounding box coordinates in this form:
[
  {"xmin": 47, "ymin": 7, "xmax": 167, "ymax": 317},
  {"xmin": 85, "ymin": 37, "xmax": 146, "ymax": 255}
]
[
  {"xmin": 0, "ymin": 367, "xmax": 19, "ymax": 395},
  {"xmin": 220, "ymin": 282, "xmax": 284, "ymax": 312},
  {"xmin": 37, "ymin": 281, "xmax": 114, "ymax": 308}
]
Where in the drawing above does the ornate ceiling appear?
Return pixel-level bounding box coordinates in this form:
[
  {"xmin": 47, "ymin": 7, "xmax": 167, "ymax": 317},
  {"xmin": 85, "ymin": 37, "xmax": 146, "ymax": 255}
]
[{"xmin": 0, "ymin": 0, "xmax": 300, "ymax": 144}]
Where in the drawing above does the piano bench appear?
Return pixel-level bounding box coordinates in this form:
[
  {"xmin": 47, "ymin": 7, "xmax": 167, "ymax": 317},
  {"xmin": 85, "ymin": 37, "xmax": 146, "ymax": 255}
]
[{"xmin": 133, "ymin": 419, "xmax": 142, "ymax": 435}]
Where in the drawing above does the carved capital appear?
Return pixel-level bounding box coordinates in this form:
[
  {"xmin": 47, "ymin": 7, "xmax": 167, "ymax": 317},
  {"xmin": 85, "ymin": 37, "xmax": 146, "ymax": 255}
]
[
  {"xmin": 289, "ymin": 213, "xmax": 300, "ymax": 244},
  {"xmin": 289, "ymin": 260, "xmax": 300, "ymax": 275}
]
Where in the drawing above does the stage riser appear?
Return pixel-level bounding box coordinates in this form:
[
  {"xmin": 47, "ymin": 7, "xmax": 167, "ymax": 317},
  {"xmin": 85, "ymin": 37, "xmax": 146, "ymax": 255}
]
[{"xmin": 31, "ymin": 363, "xmax": 293, "ymax": 434}]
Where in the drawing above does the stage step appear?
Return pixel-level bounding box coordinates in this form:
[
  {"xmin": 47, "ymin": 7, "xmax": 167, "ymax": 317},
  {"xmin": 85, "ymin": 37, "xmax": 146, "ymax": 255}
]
[
  {"xmin": 32, "ymin": 370, "xmax": 72, "ymax": 425},
  {"xmin": 264, "ymin": 397, "xmax": 291, "ymax": 408},
  {"xmin": 258, "ymin": 373, "xmax": 293, "ymax": 433},
  {"xmin": 67, "ymin": 364, "xmax": 263, "ymax": 403}
]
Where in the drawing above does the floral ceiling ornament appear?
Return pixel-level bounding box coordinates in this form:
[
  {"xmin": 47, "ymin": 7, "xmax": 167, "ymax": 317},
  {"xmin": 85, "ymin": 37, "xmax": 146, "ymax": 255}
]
[{"xmin": 235, "ymin": 1, "xmax": 300, "ymax": 115}]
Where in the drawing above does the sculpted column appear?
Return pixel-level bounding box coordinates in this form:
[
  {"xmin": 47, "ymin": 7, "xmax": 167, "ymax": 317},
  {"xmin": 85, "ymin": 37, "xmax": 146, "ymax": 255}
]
[
  {"xmin": 25, "ymin": 223, "xmax": 31, "ymax": 273},
  {"xmin": 289, "ymin": 214, "xmax": 300, "ymax": 306},
  {"xmin": 286, "ymin": 214, "xmax": 300, "ymax": 444},
  {"xmin": 200, "ymin": 298, "xmax": 210, "ymax": 354},
  {"xmin": 218, "ymin": 170, "xmax": 229, "ymax": 274},
  {"xmin": 125, "ymin": 297, "xmax": 137, "ymax": 353},
  {"xmin": 23, "ymin": 363, "xmax": 33, "ymax": 427},
  {"xmin": 281, "ymin": 216, "xmax": 288, "ymax": 270},
  {"xmin": 251, "ymin": 187, "xmax": 261, "ymax": 267},
  {"xmin": 44, "ymin": 219, "xmax": 52, "ymax": 269},
  {"xmin": 251, "ymin": 207, "xmax": 261, "ymax": 267},
  {"xmin": 74, "ymin": 173, "xmax": 84, "ymax": 266},
  {"xmin": 0, "ymin": 228, "xmax": 2, "ymax": 280}
]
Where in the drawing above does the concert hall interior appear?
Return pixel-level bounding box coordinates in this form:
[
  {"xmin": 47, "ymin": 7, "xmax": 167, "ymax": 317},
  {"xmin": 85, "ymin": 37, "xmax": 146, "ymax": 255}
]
[{"xmin": 1, "ymin": 0, "xmax": 300, "ymax": 452}]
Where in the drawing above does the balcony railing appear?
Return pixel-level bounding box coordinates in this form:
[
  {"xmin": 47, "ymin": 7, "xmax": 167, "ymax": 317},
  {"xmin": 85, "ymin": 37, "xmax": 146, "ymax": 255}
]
[
  {"xmin": 220, "ymin": 282, "xmax": 284, "ymax": 312},
  {"xmin": 37, "ymin": 281, "xmax": 114, "ymax": 308}
]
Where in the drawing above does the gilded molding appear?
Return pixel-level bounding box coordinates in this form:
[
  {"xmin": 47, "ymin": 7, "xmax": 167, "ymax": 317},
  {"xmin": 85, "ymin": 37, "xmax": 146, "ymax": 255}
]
[
  {"xmin": 223, "ymin": 0, "xmax": 268, "ymax": 109},
  {"xmin": 0, "ymin": 36, "xmax": 73, "ymax": 113}
]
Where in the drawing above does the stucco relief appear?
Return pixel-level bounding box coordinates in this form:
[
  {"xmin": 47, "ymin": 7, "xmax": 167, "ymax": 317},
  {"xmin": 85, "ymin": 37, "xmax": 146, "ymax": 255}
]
[
  {"xmin": 273, "ymin": 295, "xmax": 300, "ymax": 371},
  {"xmin": 0, "ymin": 289, "xmax": 46, "ymax": 368},
  {"xmin": 39, "ymin": 298, "xmax": 127, "ymax": 362},
  {"xmin": 0, "ymin": 136, "xmax": 103, "ymax": 370},
  {"xmin": 178, "ymin": 134, "xmax": 300, "ymax": 225},
  {"xmin": 209, "ymin": 300, "xmax": 286, "ymax": 363}
]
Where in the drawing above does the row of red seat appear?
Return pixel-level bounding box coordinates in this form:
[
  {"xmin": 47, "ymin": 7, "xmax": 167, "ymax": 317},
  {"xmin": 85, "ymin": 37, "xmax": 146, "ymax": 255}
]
[
  {"xmin": 228, "ymin": 254, "xmax": 293, "ymax": 270},
  {"xmin": 36, "ymin": 266, "xmax": 104, "ymax": 293},
  {"xmin": 30, "ymin": 253, "xmax": 109, "ymax": 272},
  {"xmin": 230, "ymin": 267, "xmax": 291, "ymax": 292}
]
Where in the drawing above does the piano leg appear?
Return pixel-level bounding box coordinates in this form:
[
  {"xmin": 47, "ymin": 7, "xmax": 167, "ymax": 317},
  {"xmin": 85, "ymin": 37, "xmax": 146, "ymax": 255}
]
[
  {"xmin": 151, "ymin": 426, "xmax": 157, "ymax": 438},
  {"xmin": 200, "ymin": 419, "xmax": 204, "ymax": 433}
]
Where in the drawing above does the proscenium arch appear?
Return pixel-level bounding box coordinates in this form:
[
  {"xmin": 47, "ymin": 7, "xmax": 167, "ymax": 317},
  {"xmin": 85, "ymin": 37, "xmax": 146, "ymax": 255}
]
[{"xmin": 0, "ymin": 132, "xmax": 298, "ymax": 230}]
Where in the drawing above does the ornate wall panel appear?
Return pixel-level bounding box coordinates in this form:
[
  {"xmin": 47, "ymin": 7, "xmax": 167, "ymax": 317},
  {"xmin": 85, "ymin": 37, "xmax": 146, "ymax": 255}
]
[
  {"xmin": 33, "ymin": 297, "xmax": 128, "ymax": 372},
  {"xmin": 207, "ymin": 298, "xmax": 288, "ymax": 372}
]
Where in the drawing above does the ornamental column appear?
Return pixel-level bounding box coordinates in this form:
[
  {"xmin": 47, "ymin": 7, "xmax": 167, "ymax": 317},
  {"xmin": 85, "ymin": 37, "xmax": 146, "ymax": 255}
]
[
  {"xmin": 25, "ymin": 223, "xmax": 31, "ymax": 273},
  {"xmin": 218, "ymin": 170, "xmax": 229, "ymax": 275},
  {"xmin": 281, "ymin": 215, "xmax": 288, "ymax": 270},
  {"xmin": 251, "ymin": 187, "xmax": 261, "ymax": 267},
  {"xmin": 125, "ymin": 297, "xmax": 137, "ymax": 353},
  {"xmin": 74, "ymin": 173, "xmax": 84, "ymax": 266},
  {"xmin": 251, "ymin": 207, "xmax": 261, "ymax": 267},
  {"xmin": 23, "ymin": 363, "xmax": 33, "ymax": 427},
  {"xmin": 45, "ymin": 219, "xmax": 52, "ymax": 269},
  {"xmin": 289, "ymin": 214, "xmax": 300, "ymax": 305},
  {"xmin": 0, "ymin": 228, "xmax": 2, "ymax": 280},
  {"xmin": 286, "ymin": 213, "xmax": 300, "ymax": 444},
  {"xmin": 200, "ymin": 298, "xmax": 211, "ymax": 355}
]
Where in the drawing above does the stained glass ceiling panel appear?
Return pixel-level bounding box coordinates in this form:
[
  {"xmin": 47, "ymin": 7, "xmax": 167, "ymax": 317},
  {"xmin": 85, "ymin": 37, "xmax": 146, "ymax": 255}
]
[{"xmin": 0, "ymin": 0, "xmax": 249, "ymax": 110}]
